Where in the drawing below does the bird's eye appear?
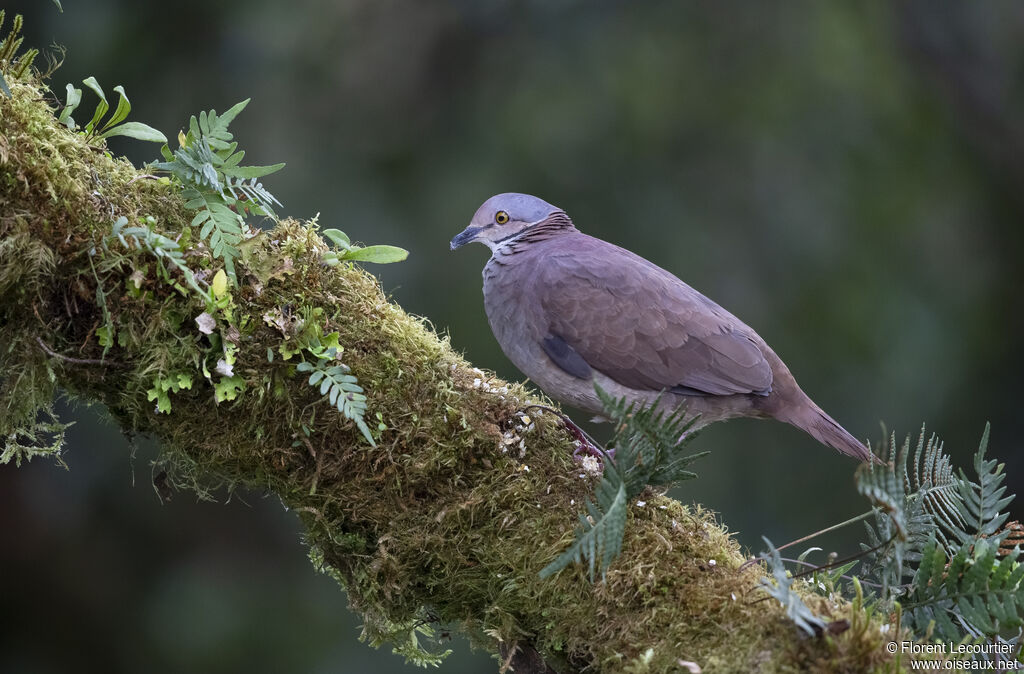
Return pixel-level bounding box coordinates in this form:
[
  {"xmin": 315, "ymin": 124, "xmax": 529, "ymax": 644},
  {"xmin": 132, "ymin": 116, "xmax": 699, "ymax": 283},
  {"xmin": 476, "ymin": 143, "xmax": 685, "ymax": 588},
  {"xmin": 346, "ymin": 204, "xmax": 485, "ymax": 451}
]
[{"xmin": 495, "ymin": 211, "xmax": 509, "ymax": 225}]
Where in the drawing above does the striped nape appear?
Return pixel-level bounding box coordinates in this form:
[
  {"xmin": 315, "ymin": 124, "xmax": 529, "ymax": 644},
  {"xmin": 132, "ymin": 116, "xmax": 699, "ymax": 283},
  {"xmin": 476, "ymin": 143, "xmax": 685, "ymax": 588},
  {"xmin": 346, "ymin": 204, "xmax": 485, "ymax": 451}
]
[{"xmin": 495, "ymin": 212, "xmax": 577, "ymax": 254}]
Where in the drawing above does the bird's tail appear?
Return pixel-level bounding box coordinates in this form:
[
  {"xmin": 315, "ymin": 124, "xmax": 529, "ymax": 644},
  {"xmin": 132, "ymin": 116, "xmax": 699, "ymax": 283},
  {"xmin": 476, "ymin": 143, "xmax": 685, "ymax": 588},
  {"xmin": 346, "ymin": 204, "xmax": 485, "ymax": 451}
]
[{"xmin": 776, "ymin": 397, "xmax": 879, "ymax": 464}]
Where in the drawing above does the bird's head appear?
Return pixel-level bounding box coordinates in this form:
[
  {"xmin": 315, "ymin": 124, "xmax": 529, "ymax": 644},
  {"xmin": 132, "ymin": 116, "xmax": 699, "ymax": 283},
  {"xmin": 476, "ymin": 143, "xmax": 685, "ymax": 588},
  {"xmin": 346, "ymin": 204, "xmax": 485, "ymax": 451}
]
[{"xmin": 450, "ymin": 192, "xmax": 564, "ymax": 251}]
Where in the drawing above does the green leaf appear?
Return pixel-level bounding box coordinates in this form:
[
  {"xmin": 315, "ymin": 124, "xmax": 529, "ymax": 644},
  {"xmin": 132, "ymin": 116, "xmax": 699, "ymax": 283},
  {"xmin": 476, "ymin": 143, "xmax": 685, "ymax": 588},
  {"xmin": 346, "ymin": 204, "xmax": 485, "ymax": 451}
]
[
  {"xmin": 52, "ymin": 0, "xmax": 64, "ymax": 11},
  {"xmin": 215, "ymin": 375, "xmax": 245, "ymax": 403},
  {"xmin": 99, "ymin": 121, "xmax": 168, "ymax": 143},
  {"xmin": 222, "ymin": 162, "xmax": 285, "ymax": 179},
  {"xmin": 322, "ymin": 228, "xmax": 351, "ymax": 249},
  {"xmin": 211, "ymin": 269, "xmax": 229, "ymax": 298},
  {"xmin": 146, "ymin": 372, "xmax": 193, "ymax": 414},
  {"xmin": 58, "ymin": 84, "xmax": 81, "ymax": 127},
  {"xmin": 340, "ymin": 245, "xmax": 409, "ymax": 264},
  {"xmin": 82, "ymin": 76, "xmax": 109, "ymax": 134},
  {"xmin": 96, "ymin": 324, "xmax": 114, "ymax": 348},
  {"xmin": 218, "ymin": 99, "xmax": 251, "ymax": 128},
  {"xmin": 103, "ymin": 85, "xmax": 132, "ymax": 130}
]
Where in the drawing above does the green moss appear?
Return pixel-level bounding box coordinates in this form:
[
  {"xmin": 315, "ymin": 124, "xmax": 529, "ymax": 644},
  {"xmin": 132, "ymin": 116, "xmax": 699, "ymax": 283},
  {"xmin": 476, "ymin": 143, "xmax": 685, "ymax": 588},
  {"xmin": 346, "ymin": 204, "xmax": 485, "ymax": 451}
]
[{"xmin": 1, "ymin": 72, "xmax": 933, "ymax": 673}]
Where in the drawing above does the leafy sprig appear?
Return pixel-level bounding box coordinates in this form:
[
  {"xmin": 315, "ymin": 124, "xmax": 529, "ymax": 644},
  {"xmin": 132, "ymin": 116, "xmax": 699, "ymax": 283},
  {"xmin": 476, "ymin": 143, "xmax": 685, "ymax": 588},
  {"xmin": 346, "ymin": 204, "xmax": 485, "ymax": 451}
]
[
  {"xmin": 772, "ymin": 424, "xmax": 1023, "ymax": 648},
  {"xmin": 58, "ymin": 77, "xmax": 166, "ymax": 143},
  {"xmin": 153, "ymin": 99, "xmax": 284, "ymax": 280},
  {"xmin": 321, "ymin": 228, "xmax": 408, "ymax": 266}
]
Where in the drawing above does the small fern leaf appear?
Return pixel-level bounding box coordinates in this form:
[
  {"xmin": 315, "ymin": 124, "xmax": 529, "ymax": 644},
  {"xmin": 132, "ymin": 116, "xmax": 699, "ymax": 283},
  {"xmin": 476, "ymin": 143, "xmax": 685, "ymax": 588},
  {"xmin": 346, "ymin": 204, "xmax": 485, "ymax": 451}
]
[
  {"xmin": 908, "ymin": 427, "xmax": 967, "ymax": 545},
  {"xmin": 957, "ymin": 423, "xmax": 1013, "ymax": 543},
  {"xmin": 301, "ymin": 359, "xmax": 375, "ymax": 447}
]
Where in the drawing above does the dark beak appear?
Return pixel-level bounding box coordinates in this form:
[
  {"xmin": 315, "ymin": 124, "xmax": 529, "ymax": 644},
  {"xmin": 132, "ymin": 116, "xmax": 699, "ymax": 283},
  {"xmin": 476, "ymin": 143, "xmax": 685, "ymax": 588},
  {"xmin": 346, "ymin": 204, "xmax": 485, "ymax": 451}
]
[{"xmin": 450, "ymin": 225, "xmax": 482, "ymax": 250}]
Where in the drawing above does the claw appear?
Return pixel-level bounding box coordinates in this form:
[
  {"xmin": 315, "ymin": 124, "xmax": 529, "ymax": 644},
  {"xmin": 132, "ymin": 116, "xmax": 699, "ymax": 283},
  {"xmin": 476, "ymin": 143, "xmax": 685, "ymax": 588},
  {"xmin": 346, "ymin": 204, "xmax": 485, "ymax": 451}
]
[{"xmin": 524, "ymin": 404, "xmax": 613, "ymax": 464}]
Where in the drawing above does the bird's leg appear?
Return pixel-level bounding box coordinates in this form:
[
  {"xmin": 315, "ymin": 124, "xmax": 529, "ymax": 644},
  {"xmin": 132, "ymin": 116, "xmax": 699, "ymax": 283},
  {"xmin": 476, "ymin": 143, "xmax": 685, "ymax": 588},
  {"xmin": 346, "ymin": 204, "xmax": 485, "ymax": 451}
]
[{"xmin": 523, "ymin": 404, "xmax": 613, "ymax": 462}]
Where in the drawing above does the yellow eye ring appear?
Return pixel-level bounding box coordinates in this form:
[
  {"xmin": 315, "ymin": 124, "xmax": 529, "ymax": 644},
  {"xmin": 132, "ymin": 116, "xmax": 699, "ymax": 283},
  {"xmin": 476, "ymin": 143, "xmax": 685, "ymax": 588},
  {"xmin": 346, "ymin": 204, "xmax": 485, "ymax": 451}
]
[{"xmin": 495, "ymin": 211, "xmax": 509, "ymax": 225}]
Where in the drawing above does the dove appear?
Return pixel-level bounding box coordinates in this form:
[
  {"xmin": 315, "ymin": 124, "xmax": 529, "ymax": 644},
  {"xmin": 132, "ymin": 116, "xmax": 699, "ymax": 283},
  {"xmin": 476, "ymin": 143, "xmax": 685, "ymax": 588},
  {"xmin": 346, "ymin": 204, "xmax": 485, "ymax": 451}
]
[{"xmin": 450, "ymin": 193, "xmax": 873, "ymax": 462}]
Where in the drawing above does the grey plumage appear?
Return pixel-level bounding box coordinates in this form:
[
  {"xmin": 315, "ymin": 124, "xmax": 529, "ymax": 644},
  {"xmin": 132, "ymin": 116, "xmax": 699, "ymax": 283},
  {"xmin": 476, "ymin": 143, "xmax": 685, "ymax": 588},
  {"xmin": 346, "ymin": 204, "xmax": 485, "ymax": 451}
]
[{"xmin": 451, "ymin": 192, "xmax": 874, "ymax": 463}]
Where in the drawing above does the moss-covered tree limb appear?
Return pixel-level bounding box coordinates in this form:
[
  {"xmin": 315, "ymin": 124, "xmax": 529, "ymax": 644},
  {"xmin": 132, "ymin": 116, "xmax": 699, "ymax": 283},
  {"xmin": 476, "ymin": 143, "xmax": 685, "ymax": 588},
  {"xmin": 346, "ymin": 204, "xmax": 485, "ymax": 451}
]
[{"xmin": 2, "ymin": 76, "xmax": 909, "ymax": 673}]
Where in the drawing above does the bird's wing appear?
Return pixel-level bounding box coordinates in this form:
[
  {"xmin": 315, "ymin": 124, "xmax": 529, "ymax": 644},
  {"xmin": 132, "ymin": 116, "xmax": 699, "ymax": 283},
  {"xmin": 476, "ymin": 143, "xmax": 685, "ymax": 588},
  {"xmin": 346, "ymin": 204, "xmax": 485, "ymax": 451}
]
[{"xmin": 532, "ymin": 236, "xmax": 773, "ymax": 396}]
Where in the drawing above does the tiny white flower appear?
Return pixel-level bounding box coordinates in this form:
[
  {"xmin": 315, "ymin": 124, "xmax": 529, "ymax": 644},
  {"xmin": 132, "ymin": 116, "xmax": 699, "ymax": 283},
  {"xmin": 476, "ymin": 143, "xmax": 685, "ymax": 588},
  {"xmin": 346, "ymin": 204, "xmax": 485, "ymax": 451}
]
[
  {"xmin": 708, "ymin": 559, "xmax": 716, "ymax": 567},
  {"xmin": 636, "ymin": 500, "xmax": 646, "ymax": 507},
  {"xmin": 730, "ymin": 593, "xmax": 737, "ymax": 601},
  {"xmin": 195, "ymin": 312, "xmax": 216, "ymax": 335},
  {"xmin": 580, "ymin": 455, "xmax": 602, "ymax": 476}
]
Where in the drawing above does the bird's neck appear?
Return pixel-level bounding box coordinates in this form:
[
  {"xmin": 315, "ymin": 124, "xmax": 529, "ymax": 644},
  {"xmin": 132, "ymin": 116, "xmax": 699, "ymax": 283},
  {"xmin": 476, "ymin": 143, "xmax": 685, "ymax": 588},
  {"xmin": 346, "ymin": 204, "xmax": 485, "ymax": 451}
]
[{"xmin": 492, "ymin": 212, "xmax": 578, "ymax": 257}]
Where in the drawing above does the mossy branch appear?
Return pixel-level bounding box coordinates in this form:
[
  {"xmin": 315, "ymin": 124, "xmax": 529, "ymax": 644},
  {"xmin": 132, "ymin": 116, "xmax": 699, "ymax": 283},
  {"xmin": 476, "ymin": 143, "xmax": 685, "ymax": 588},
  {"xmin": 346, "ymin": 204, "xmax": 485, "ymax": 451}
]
[{"xmin": 1, "ymin": 75, "xmax": 908, "ymax": 673}]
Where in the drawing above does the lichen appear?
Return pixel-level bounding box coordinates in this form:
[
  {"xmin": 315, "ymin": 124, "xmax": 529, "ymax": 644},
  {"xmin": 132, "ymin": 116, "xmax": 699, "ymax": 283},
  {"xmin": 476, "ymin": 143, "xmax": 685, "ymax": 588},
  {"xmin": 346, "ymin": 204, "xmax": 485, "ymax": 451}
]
[{"xmin": 1, "ymin": 70, "xmax": 932, "ymax": 673}]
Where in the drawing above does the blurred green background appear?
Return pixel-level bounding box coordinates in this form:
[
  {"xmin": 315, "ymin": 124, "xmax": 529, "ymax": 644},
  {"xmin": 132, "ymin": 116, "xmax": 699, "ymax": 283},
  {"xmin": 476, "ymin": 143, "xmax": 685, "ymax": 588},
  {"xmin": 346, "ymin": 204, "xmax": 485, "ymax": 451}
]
[{"xmin": 2, "ymin": 1, "xmax": 1022, "ymax": 672}]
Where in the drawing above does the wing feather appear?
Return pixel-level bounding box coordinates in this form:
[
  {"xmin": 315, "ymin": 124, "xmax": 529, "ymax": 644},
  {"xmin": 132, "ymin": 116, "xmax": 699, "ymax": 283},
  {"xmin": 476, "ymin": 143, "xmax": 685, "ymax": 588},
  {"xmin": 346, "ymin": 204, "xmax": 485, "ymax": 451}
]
[{"xmin": 534, "ymin": 235, "xmax": 772, "ymax": 396}]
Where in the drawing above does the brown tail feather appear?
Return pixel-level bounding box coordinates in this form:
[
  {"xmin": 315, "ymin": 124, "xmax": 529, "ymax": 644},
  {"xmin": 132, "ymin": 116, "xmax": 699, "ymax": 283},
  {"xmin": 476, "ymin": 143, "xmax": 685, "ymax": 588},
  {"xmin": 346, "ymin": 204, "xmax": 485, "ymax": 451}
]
[{"xmin": 776, "ymin": 398, "xmax": 878, "ymax": 464}]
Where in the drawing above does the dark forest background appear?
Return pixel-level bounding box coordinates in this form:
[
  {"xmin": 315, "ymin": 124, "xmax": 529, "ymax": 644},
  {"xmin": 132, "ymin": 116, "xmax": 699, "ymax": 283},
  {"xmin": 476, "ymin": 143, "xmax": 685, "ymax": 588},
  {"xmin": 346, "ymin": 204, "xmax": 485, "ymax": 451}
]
[{"xmin": 2, "ymin": 1, "xmax": 1023, "ymax": 672}]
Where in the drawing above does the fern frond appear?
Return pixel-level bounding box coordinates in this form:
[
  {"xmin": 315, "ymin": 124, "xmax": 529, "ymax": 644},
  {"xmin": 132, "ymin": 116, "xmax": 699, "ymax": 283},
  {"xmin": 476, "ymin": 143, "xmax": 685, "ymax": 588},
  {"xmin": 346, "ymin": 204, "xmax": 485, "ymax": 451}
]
[
  {"xmin": 856, "ymin": 434, "xmax": 932, "ymax": 596},
  {"xmin": 183, "ymin": 188, "xmax": 243, "ymax": 279},
  {"xmin": 539, "ymin": 460, "xmax": 628, "ymax": 581},
  {"xmin": 907, "ymin": 428, "xmax": 967, "ymax": 549},
  {"xmin": 161, "ymin": 141, "xmax": 222, "ymax": 190},
  {"xmin": 957, "ymin": 423, "xmax": 1012, "ymax": 544},
  {"xmin": 595, "ymin": 385, "xmax": 707, "ymax": 493},
  {"xmin": 297, "ymin": 359, "xmax": 375, "ymax": 447},
  {"xmin": 151, "ymin": 100, "xmax": 283, "ymax": 282},
  {"xmin": 904, "ymin": 536, "xmax": 1024, "ymax": 641},
  {"xmin": 541, "ymin": 386, "xmax": 708, "ymax": 580},
  {"xmin": 225, "ymin": 175, "xmax": 281, "ymax": 218},
  {"xmin": 854, "ymin": 424, "xmax": 1022, "ymax": 645}
]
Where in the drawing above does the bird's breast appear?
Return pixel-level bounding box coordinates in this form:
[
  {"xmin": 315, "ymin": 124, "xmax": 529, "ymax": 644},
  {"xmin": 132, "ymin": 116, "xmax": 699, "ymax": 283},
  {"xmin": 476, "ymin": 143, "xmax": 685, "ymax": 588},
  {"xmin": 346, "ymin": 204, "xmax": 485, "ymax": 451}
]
[{"xmin": 482, "ymin": 254, "xmax": 552, "ymax": 377}]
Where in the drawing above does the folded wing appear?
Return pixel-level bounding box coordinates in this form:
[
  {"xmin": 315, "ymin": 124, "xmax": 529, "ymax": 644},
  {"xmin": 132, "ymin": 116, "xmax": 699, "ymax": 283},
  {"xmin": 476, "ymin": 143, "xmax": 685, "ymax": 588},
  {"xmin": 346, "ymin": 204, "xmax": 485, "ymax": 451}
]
[{"xmin": 534, "ymin": 237, "xmax": 772, "ymax": 396}]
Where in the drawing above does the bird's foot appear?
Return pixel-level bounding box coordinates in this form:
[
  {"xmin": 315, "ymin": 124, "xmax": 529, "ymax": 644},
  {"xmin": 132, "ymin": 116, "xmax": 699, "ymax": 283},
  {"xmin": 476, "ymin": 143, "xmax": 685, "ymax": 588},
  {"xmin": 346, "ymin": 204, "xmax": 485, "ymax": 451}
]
[{"xmin": 524, "ymin": 404, "xmax": 613, "ymax": 464}]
